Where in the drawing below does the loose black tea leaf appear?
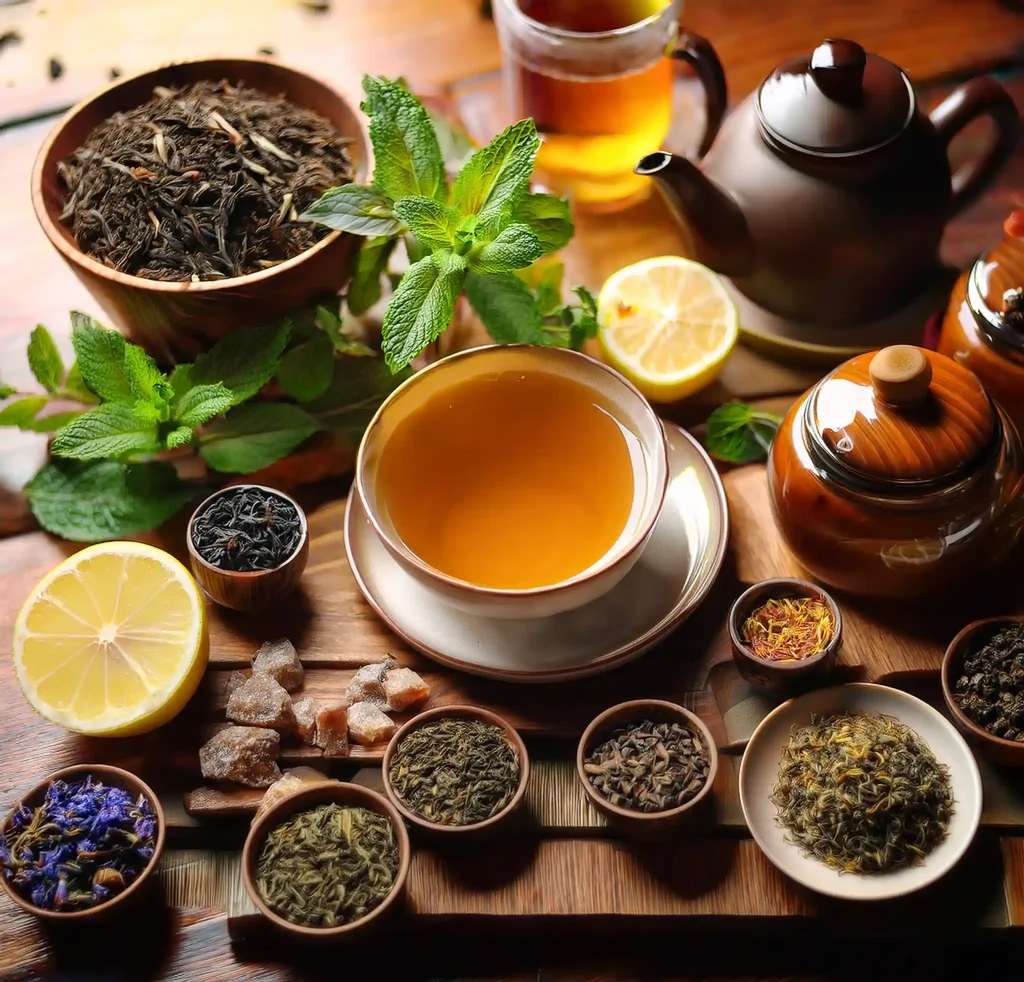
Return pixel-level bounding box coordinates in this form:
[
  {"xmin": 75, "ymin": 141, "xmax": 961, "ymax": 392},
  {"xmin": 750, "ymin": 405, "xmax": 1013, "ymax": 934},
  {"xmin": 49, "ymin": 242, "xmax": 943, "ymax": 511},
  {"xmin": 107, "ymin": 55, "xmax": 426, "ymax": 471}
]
[
  {"xmin": 257, "ymin": 803, "xmax": 398, "ymax": 927},
  {"xmin": 772, "ymin": 713, "xmax": 953, "ymax": 874},
  {"xmin": 190, "ymin": 486, "xmax": 302, "ymax": 572},
  {"xmin": 388, "ymin": 718, "xmax": 520, "ymax": 826},
  {"xmin": 953, "ymin": 621, "xmax": 1024, "ymax": 740},
  {"xmin": 583, "ymin": 719, "xmax": 710, "ymax": 813},
  {"xmin": 48, "ymin": 57, "xmax": 63, "ymax": 80},
  {"xmin": 58, "ymin": 80, "xmax": 354, "ymax": 281}
]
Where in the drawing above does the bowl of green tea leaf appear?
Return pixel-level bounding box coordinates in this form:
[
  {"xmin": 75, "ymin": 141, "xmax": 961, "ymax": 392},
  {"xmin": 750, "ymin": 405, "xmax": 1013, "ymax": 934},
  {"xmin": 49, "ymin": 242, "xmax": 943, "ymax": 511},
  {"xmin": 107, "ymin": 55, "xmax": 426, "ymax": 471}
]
[{"xmin": 242, "ymin": 782, "xmax": 410, "ymax": 941}]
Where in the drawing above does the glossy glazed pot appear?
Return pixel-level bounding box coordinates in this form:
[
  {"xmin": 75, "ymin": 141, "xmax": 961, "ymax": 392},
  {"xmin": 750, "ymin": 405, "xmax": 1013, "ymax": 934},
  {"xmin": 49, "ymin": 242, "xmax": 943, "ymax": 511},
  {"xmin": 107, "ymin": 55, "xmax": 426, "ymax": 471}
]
[{"xmin": 768, "ymin": 345, "xmax": 1024, "ymax": 597}]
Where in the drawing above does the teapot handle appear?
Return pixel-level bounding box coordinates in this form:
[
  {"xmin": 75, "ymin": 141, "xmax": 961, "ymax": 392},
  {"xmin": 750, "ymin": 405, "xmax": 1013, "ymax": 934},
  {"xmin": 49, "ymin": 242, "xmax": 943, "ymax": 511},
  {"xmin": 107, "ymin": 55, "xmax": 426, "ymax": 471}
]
[
  {"xmin": 930, "ymin": 76, "xmax": 1021, "ymax": 216},
  {"xmin": 670, "ymin": 32, "xmax": 727, "ymax": 159}
]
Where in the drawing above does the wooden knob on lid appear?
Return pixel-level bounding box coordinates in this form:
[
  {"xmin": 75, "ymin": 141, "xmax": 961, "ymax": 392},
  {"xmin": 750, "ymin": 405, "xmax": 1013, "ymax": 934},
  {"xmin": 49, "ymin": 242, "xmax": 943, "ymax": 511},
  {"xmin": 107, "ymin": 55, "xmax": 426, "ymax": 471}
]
[{"xmin": 869, "ymin": 346, "xmax": 932, "ymax": 407}]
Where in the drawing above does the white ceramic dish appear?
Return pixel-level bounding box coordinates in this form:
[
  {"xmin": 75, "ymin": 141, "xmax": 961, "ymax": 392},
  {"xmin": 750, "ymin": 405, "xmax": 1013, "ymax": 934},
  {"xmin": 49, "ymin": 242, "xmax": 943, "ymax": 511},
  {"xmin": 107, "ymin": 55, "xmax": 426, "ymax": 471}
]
[
  {"xmin": 739, "ymin": 682, "xmax": 983, "ymax": 901},
  {"xmin": 344, "ymin": 421, "xmax": 727, "ymax": 682}
]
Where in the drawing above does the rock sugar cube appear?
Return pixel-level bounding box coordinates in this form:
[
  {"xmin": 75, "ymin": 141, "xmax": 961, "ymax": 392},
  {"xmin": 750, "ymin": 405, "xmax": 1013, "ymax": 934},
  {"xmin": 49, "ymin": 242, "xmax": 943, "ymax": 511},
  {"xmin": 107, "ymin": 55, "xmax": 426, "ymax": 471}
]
[
  {"xmin": 226, "ymin": 672, "xmax": 295, "ymax": 730},
  {"xmin": 256, "ymin": 767, "xmax": 332, "ymax": 822},
  {"xmin": 225, "ymin": 671, "xmax": 248, "ymax": 699},
  {"xmin": 344, "ymin": 655, "xmax": 396, "ymax": 709},
  {"xmin": 348, "ymin": 702, "xmax": 396, "ymax": 746},
  {"xmin": 313, "ymin": 703, "xmax": 349, "ymax": 757},
  {"xmin": 293, "ymin": 696, "xmax": 318, "ymax": 744},
  {"xmin": 199, "ymin": 726, "xmax": 281, "ymax": 788},
  {"xmin": 252, "ymin": 638, "xmax": 304, "ymax": 692},
  {"xmin": 383, "ymin": 667, "xmax": 430, "ymax": 712}
]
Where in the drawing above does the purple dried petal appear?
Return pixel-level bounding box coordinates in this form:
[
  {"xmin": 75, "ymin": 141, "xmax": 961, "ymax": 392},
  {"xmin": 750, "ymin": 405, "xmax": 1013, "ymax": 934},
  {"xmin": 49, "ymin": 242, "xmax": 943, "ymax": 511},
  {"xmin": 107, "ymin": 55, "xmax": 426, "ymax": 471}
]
[
  {"xmin": 54, "ymin": 878, "xmax": 69, "ymax": 909},
  {"xmin": 92, "ymin": 884, "xmax": 110, "ymax": 902},
  {"xmin": 136, "ymin": 846, "xmax": 154, "ymax": 861},
  {"xmin": 133, "ymin": 816, "xmax": 156, "ymax": 841}
]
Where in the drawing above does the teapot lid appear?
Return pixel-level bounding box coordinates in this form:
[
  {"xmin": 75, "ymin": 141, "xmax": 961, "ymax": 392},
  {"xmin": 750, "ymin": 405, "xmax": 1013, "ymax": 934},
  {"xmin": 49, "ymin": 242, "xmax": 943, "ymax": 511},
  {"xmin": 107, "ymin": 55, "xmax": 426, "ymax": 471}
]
[
  {"xmin": 757, "ymin": 39, "xmax": 913, "ymax": 154},
  {"xmin": 807, "ymin": 346, "xmax": 996, "ymax": 490}
]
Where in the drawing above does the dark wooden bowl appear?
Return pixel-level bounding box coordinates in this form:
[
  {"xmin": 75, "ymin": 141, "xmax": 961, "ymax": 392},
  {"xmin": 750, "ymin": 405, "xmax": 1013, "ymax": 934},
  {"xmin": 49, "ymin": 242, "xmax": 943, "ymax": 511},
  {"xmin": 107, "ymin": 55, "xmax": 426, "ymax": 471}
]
[
  {"xmin": 728, "ymin": 578, "xmax": 842, "ymax": 695},
  {"xmin": 942, "ymin": 615, "xmax": 1024, "ymax": 767},
  {"xmin": 381, "ymin": 705, "xmax": 530, "ymax": 838},
  {"xmin": 31, "ymin": 58, "xmax": 367, "ymax": 364},
  {"xmin": 186, "ymin": 485, "xmax": 309, "ymax": 612},
  {"xmin": 576, "ymin": 699, "xmax": 718, "ymax": 838},
  {"xmin": 241, "ymin": 781, "xmax": 410, "ymax": 943},
  {"xmin": 0, "ymin": 764, "xmax": 165, "ymax": 923}
]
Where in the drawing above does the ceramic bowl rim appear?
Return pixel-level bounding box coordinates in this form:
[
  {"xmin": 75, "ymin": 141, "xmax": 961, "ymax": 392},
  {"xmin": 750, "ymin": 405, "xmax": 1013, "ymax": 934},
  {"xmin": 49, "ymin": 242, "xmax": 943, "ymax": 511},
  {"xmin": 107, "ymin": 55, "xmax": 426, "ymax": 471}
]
[
  {"xmin": 575, "ymin": 699, "xmax": 719, "ymax": 823},
  {"xmin": 355, "ymin": 344, "xmax": 671, "ymax": 600},
  {"xmin": 241, "ymin": 781, "xmax": 410, "ymax": 938},
  {"xmin": 0, "ymin": 764, "xmax": 166, "ymax": 921},
  {"xmin": 381, "ymin": 704, "xmax": 531, "ymax": 834}
]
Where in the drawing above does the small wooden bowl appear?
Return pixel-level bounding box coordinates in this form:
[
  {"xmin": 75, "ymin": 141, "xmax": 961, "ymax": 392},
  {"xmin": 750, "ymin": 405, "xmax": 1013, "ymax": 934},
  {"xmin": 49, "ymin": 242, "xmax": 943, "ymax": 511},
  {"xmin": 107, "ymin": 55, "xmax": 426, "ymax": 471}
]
[
  {"xmin": 382, "ymin": 705, "xmax": 530, "ymax": 838},
  {"xmin": 576, "ymin": 699, "xmax": 718, "ymax": 837},
  {"xmin": 31, "ymin": 58, "xmax": 367, "ymax": 364},
  {"xmin": 0, "ymin": 765, "xmax": 165, "ymax": 922},
  {"xmin": 242, "ymin": 781, "xmax": 409, "ymax": 943},
  {"xmin": 729, "ymin": 578, "xmax": 842, "ymax": 695},
  {"xmin": 186, "ymin": 485, "xmax": 309, "ymax": 612},
  {"xmin": 942, "ymin": 615, "xmax": 1024, "ymax": 767}
]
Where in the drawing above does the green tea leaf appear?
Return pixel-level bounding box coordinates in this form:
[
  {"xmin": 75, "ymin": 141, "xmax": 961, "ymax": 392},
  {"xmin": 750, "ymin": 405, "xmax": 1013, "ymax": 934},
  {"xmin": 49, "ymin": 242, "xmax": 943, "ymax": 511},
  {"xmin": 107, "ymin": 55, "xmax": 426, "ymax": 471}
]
[
  {"xmin": 428, "ymin": 109, "xmax": 477, "ymax": 171},
  {"xmin": 189, "ymin": 319, "xmax": 291, "ymax": 404},
  {"xmin": 165, "ymin": 425, "xmax": 194, "ymax": 450},
  {"xmin": 173, "ymin": 382, "xmax": 235, "ymax": 427},
  {"xmin": 300, "ymin": 184, "xmax": 401, "ymax": 236},
  {"xmin": 348, "ymin": 236, "xmax": 398, "ymax": 315},
  {"xmin": 512, "ymin": 192, "xmax": 574, "ymax": 254},
  {"xmin": 468, "ymin": 223, "xmax": 542, "ymax": 273},
  {"xmin": 70, "ymin": 312, "xmax": 134, "ymax": 403},
  {"xmin": 0, "ymin": 382, "xmax": 15, "ymax": 399},
  {"xmin": 124, "ymin": 345, "xmax": 172, "ymax": 413},
  {"xmin": 24, "ymin": 458, "xmax": 196, "ymax": 542},
  {"xmin": 381, "ymin": 252, "xmax": 467, "ymax": 372},
  {"xmin": 362, "ymin": 75, "xmax": 446, "ymax": 203},
  {"xmin": 50, "ymin": 403, "xmax": 161, "ymax": 460},
  {"xmin": 276, "ymin": 335, "xmax": 335, "ymax": 402},
  {"xmin": 705, "ymin": 402, "xmax": 783, "ymax": 464},
  {"xmin": 0, "ymin": 397, "xmax": 47, "ymax": 429},
  {"xmin": 452, "ymin": 118, "xmax": 539, "ymax": 224},
  {"xmin": 464, "ymin": 271, "xmax": 546, "ymax": 344},
  {"xmin": 392, "ymin": 195, "xmax": 458, "ymax": 252},
  {"xmin": 27, "ymin": 325, "xmax": 65, "ymax": 393},
  {"xmin": 63, "ymin": 362, "xmax": 99, "ymax": 404},
  {"xmin": 27, "ymin": 411, "xmax": 85, "ymax": 434},
  {"xmin": 199, "ymin": 402, "xmax": 320, "ymax": 473}
]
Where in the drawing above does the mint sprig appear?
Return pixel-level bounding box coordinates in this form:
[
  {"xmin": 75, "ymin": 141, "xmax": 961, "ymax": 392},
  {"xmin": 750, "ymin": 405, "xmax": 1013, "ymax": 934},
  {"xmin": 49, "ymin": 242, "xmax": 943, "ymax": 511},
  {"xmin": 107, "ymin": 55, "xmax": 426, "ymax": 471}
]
[{"xmin": 705, "ymin": 402, "xmax": 783, "ymax": 464}]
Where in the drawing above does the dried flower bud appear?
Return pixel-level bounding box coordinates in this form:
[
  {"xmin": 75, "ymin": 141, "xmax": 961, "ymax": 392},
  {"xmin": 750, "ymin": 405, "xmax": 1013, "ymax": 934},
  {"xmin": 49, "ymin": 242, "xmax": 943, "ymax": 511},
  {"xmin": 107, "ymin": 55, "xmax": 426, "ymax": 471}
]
[{"xmin": 92, "ymin": 867, "xmax": 125, "ymax": 893}]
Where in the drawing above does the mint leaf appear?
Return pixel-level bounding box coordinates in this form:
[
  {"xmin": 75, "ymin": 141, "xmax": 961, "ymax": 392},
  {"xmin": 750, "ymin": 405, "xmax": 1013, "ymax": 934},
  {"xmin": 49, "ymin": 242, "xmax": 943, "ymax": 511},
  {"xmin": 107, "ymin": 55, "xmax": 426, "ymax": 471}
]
[
  {"xmin": 50, "ymin": 403, "xmax": 161, "ymax": 460},
  {"xmin": 300, "ymin": 184, "xmax": 401, "ymax": 236},
  {"xmin": 0, "ymin": 397, "xmax": 47, "ymax": 429},
  {"xmin": 24, "ymin": 459, "xmax": 196, "ymax": 542},
  {"xmin": 70, "ymin": 312, "xmax": 134, "ymax": 403},
  {"xmin": 199, "ymin": 402, "xmax": 320, "ymax": 473},
  {"xmin": 429, "ymin": 110, "xmax": 477, "ymax": 172},
  {"xmin": 518, "ymin": 257, "xmax": 565, "ymax": 315},
  {"xmin": 468, "ymin": 223, "xmax": 542, "ymax": 273},
  {"xmin": 276, "ymin": 335, "xmax": 335, "ymax": 402},
  {"xmin": 512, "ymin": 192, "xmax": 574, "ymax": 254},
  {"xmin": 381, "ymin": 252, "xmax": 467, "ymax": 371},
  {"xmin": 63, "ymin": 362, "xmax": 99, "ymax": 404},
  {"xmin": 705, "ymin": 402, "xmax": 783, "ymax": 464},
  {"xmin": 348, "ymin": 236, "xmax": 398, "ymax": 315},
  {"xmin": 189, "ymin": 319, "xmax": 291, "ymax": 404},
  {"xmin": 124, "ymin": 344, "xmax": 171, "ymax": 411},
  {"xmin": 362, "ymin": 75, "xmax": 446, "ymax": 203},
  {"xmin": 165, "ymin": 425, "xmax": 194, "ymax": 450},
  {"xmin": 0, "ymin": 382, "xmax": 15, "ymax": 399},
  {"xmin": 27, "ymin": 411, "xmax": 85, "ymax": 434},
  {"xmin": 27, "ymin": 325, "xmax": 65, "ymax": 393},
  {"xmin": 452, "ymin": 119, "xmax": 539, "ymax": 224},
  {"xmin": 464, "ymin": 271, "xmax": 545, "ymax": 344},
  {"xmin": 173, "ymin": 382, "xmax": 235, "ymax": 427},
  {"xmin": 393, "ymin": 196, "xmax": 458, "ymax": 252},
  {"xmin": 316, "ymin": 306, "xmax": 374, "ymax": 357},
  {"xmin": 307, "ymin": 357, "xmax": 409, "ymax": 441}
]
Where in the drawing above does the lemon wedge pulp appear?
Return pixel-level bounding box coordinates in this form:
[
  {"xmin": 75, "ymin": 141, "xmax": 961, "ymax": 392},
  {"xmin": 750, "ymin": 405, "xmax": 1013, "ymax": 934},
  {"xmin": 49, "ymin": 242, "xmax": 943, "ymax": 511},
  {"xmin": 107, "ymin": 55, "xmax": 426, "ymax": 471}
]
[
  {"xmin": 13, "ymin": 542, "xmax": 208, "ymax": 736},
  {"xmin": 597, "ymin": 256, "xmax": 738, "ymax": 403}
]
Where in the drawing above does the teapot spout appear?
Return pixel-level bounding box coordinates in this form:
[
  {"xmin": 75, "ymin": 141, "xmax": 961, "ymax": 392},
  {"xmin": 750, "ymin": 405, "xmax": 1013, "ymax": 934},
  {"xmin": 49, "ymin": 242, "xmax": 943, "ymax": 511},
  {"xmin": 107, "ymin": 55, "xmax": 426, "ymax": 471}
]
[{"xmin": 635, "ymin": 152, "xmax": 753, "ymax": 277}]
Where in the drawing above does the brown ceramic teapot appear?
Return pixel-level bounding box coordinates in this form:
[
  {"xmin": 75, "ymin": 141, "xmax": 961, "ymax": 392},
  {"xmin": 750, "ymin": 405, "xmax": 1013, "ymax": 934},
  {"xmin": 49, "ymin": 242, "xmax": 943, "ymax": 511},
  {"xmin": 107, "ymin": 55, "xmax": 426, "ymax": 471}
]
[
  {"xmin": 637, "ymin": 39, "xmax": 1021, "ymax": 329},
  {"xmin": 768, "ymin": 345, "xmax": 1024, "ymax": 597}
]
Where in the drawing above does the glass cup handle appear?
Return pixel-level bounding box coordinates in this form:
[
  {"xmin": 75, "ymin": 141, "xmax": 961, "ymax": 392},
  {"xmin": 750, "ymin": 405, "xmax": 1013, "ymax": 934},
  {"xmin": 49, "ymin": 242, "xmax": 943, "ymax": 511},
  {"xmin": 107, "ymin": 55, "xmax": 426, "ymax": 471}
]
[{"xmin": 670, "ymin": 32, "xmax": 728, "ymax": 159}]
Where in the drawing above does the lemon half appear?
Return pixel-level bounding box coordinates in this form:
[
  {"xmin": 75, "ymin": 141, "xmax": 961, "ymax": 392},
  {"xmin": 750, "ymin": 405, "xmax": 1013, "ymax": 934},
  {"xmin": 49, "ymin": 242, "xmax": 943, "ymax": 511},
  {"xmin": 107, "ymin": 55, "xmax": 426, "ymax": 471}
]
[{"xmin": 12, "ymin": 542, "xmax": 208, "ymax": 736}]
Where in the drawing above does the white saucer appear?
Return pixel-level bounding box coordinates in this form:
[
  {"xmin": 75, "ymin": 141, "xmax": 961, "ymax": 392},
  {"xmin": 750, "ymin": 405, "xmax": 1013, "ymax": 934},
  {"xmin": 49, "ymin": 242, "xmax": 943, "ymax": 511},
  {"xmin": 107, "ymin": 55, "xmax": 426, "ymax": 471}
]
[{"xmin": 344, "ymin": 422, "xmax": 728, "ymax": 682}]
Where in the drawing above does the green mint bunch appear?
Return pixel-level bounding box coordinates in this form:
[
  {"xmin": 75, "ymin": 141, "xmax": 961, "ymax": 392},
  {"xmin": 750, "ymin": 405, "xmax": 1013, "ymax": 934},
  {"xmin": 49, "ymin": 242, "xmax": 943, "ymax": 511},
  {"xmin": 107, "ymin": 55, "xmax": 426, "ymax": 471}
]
[{"xmin": 302, "ymin": 75, "xmax": 578, "ymax": 372}]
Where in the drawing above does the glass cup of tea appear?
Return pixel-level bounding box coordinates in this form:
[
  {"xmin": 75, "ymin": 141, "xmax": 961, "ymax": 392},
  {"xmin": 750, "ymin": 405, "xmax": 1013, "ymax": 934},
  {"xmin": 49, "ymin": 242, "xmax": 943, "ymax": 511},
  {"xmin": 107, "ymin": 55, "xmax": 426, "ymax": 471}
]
[{"xmin": 493, "ymin": 0, "xmax": 726, "ymax": 212}]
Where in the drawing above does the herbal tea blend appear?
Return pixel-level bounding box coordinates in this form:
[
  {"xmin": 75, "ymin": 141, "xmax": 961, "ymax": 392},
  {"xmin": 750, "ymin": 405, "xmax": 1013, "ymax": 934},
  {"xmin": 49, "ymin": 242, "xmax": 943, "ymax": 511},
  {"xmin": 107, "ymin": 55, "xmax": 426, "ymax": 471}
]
[
  {"xmin": 256, "ymin": 803, "xmax": 399, "ymax": 928},
  {"xmin": 772, "ymin": 713, "xmax": 953, "ymax": 874},
  {"xmin": 742, "ymin": 596, "xmax": 835, "ymax": 661},
  {"xmin": 1, "ymin": 776, "xmax": 157, "ymax": 912},
  {"xmin": 58, "ymin": 80, "xmax": 354, "ymax": 281},
  {"xmin": 191, "ymin": 487, "xmax": 302, "ymax": 572},
  {"xmin": 953, "ymin": 622, "xmax": 1024, "ymax": 740},
  {"xmin": 388, "ymin": 718, "xmax": 520, "ymax": 826},
  {"xmin": 583, "ymin": 719, "xmax": 710, "ymax": 812}
]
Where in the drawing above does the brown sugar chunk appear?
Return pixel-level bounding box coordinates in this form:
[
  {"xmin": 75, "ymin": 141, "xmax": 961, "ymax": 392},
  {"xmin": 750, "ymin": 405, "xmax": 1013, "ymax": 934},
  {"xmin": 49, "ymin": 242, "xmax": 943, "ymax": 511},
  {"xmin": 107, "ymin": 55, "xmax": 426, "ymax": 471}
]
[
  {"xmin": 225, "ymin": 671, "xmax": 248, "ymax": 699},
  {"xmin": 293, "ymin": 696, "xmax": 318, "ymax": 744},
  {"xmin": 255, "ymin": 767, "xmax": 332, "ymax": 823},
  {"xmin": 348, "ymin": 702, "xmax": 396, "ymax": 746},
  {"xmin": 252, "ymin": 638, "xmax": 304, "ymax": 692},
  {"xmin": 199, "ymin": 726, "xmax": 281, "ymax": 788},
  {"xmin": 313, "ymin": 703, "xmax": 349, "ymax": 757},
  {"xmin": 226, "ymin": 673, "xmax": 295, "ymax": 730},
  {"xmin": 345, "ymin": 655, "xmax": 396, "ymax": 709},
  {"xmin": 383, "ymin": 667, "xmax": 430, "ymax": 712}
]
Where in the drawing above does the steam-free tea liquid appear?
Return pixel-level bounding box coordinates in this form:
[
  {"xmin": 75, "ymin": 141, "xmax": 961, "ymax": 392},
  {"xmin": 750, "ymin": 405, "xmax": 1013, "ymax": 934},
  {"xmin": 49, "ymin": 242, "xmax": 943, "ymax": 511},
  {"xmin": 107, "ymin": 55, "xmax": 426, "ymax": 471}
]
[
  {"xmin": 376, "ymin": 371, "xmax": 640, "ymax": 589},
  {"xmin": 505, "ymin": 0, "xmax": 674, "ymax": 209}
]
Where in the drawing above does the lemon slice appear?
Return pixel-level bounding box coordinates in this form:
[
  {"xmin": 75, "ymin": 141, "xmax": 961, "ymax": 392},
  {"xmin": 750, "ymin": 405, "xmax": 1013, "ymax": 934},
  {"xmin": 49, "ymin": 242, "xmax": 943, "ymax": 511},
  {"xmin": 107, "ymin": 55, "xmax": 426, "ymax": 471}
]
[
  {"xmin": 13, "ymin": 542, "xmax": 208, "ymax": 736},
  {"xmin": 597, "ymin": 256, "xmax": 739, "ymax": 403}
]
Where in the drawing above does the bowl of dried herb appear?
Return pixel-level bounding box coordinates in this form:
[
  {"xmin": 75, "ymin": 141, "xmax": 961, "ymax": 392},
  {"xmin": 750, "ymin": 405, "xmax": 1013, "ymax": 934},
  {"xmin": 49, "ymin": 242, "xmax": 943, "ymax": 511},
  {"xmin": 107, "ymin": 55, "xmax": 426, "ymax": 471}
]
[
  {"xmin": 31, "ymin": 58, "xmax": 367, "ymax": 364},
  {"xmin": 242, "ymin": 781, "xmax": 410, "ymax": 942},
  {"xmin": 0, "ymin": 764, "xmax": 165, "ymax": 922}
]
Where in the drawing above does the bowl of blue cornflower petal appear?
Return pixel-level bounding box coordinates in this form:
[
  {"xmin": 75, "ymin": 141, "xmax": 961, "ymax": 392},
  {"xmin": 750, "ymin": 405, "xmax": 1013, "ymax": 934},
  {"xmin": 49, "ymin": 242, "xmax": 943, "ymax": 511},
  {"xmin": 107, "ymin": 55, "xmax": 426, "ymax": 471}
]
[{"xmin": 0, "ymin": 764, "xmax": 164, "ymax": 921}]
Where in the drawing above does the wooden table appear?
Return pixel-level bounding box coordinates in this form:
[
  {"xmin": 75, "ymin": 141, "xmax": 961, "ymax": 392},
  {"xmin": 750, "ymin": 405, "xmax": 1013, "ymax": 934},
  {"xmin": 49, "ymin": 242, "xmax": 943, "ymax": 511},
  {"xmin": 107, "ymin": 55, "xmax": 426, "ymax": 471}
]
[{"xmin": 3, "ymin": 0, "xmax": 1024, "ymax": 978}]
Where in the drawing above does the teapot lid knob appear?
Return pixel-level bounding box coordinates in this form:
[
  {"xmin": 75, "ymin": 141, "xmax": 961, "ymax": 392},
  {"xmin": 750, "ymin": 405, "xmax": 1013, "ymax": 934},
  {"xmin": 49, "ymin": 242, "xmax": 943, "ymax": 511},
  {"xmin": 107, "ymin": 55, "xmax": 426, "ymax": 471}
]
[
  {"xmin": 869, "ymin": 346, "xmax": 933, "ymax": 407},
  {"xmin": 810, "ymin": 39, "xmax": 867, "ymax": 103}
]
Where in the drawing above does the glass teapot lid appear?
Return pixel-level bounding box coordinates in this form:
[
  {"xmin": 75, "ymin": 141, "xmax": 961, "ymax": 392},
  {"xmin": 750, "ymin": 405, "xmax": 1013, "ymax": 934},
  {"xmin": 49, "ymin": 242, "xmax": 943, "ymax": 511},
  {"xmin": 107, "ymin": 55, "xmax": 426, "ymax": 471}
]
[{"xmin": 806, "ymin": 346, "xmax": 997, "ymax": 491}]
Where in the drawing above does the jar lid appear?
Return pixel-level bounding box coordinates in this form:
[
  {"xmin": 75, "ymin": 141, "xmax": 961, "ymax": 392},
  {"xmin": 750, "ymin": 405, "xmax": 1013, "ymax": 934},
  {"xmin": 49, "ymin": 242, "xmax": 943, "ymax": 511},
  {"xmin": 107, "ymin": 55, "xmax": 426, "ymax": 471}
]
[
  {"xmin": 757, "ymin": 39, "xmax": 913, "ymax": 154},
  {"xmin": 808, "ymin": 346, "xmax": 995, "ymax": 488},
  {"xmin": 968, "ymin": 210, "xmax": 1024, "ymax": 354}
]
